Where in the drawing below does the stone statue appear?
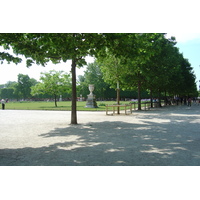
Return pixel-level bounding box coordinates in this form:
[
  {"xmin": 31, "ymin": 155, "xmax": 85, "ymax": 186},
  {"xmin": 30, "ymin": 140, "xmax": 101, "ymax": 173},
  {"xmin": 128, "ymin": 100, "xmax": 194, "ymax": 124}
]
[
  {"xmin": 85, "ymin": 84, "xmax": 98, "ymax": 108},
  {"xmin": 89, "ymin": 84, "xmax": 94, "ymax": 95}
]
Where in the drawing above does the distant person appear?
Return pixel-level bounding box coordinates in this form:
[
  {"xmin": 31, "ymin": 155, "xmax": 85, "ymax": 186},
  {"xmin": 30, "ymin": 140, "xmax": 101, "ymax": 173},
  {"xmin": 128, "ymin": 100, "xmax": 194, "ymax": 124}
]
[
  {"xmin": 1, "ymin": 99, "xmax": 5, "ymax": 110},
  {"xmin": 188, "ymin": 97, "xmax": 192, "ymax": 107}
]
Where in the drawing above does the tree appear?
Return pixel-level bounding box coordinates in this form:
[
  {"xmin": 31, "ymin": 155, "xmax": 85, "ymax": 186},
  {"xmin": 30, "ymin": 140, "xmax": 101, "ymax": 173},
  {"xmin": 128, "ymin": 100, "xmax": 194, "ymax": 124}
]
[
  {"xmin": 140, "ymin": 35, "xmax": 179, "ymax": 106},
  {"xmin": 31, "ymin": 70, "xmax": 71, "ymax": 107},
  {"xmin": 105, "ymin": 33, "xmax": 165, "ymax": 110},
  {"xmin": 178, "ymin": 57, "xmax": 197, "ymax": 97},
  {"xmin": 0, "ymin": 33, "xmax": 107, "ymax": 124},
  {"xmin": 0, "ymin": 88, "xmax": 14, "ymax": 99},
  {"xmin": 78, "ymin": 61, "xmax": 110, "ymax": 99},
  {"xmin": 17, "ymin": 74, "xmax": 36, "ymax": 100},
  {"xmin": 132, "ymin": 34, "xmax": 168, "ymax": 109},
  {"xmin": 143, "ymin": 36, "xmax": 197, "ymax": 103},
  {"xmin": 4, "ymin": 81, "xmax": 20, "ymax": 100},
  {"xmin": 77, "ymin": 61, "xmax": 136, "ymax": 101},
  {"xmin": 97, "ymin": 54, "xmax": 126, "ymax": 113},
  {"xmin": 96, "ymin": 33, "xmax": 147, "ymax": 109},
  {"xmin": 0, "ymin": 34, "xmax": 22, "ymax": 65}
]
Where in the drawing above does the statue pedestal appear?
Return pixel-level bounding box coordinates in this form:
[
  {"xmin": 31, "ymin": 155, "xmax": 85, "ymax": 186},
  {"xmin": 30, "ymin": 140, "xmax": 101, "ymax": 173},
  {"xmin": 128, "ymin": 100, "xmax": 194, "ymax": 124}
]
[{"xmin": 85, "ymin": 94, "xmax": 98, "ymax": 108}]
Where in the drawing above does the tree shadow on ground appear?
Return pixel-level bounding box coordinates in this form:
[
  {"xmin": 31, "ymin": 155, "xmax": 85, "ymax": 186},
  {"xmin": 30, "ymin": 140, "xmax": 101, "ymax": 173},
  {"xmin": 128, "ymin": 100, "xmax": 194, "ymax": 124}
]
[{"xmin": 1, "ymin": 108, "xmax": 200, "ymax": 166}]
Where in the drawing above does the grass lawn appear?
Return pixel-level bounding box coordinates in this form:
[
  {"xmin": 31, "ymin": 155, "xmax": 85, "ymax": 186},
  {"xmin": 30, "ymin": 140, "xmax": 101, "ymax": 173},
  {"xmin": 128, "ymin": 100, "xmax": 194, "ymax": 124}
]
[{"xmin": 4, "ymin": 101, "xmax": 139, "ymax": 111}]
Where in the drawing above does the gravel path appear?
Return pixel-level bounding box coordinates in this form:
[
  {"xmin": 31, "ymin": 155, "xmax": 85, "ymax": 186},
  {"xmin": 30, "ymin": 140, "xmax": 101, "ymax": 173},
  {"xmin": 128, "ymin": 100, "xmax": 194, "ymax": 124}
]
[{"xmin": 1, "ymin": 104, "xmax": 200, "ymax": 166}]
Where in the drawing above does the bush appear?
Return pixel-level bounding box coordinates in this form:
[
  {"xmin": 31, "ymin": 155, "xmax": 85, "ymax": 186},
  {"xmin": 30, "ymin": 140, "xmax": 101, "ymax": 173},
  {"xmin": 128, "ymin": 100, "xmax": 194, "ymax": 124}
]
[{"xmin": 99, "ymin": 103, "xmax": 106, "ymax": 106}]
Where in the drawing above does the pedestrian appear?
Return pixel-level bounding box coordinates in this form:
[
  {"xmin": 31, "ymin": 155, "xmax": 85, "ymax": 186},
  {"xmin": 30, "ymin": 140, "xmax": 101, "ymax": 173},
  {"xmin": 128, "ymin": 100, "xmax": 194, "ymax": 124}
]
[
  {"xmin": 1, "ymin": 99, "xmax": 5, "ymax": 110},
  {"xmin": 188, "ymin": 97, "xmax": 192, "ymax": 107}
]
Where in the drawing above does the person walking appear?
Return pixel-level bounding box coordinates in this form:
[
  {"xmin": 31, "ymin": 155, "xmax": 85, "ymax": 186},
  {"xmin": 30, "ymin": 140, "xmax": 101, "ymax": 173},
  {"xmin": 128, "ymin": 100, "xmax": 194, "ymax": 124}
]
[{"xmin": 1, "ymin": 99, "xmax": 5, "ymax": 110}]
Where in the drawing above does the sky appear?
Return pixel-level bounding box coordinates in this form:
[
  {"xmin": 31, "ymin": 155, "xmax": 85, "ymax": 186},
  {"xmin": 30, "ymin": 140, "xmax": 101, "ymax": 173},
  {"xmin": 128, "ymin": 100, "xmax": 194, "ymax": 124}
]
[
  {"xmin": 0, "ymin": 33, "xmax": 200, "ymax": 89},
  {"xmin": 167, "ymin": 33, "xmax": 200, "ymax": 90},
  {"xmin": 0, "ymin": 50, "xmax": 94, "ymax": 84}
]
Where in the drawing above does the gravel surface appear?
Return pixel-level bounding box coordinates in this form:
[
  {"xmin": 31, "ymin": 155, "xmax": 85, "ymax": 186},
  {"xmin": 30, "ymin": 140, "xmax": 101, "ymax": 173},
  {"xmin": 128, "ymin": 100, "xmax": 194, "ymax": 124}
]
[{"xmin": 1, "ymin": 104, "xmax": 200, "ymax": 166}]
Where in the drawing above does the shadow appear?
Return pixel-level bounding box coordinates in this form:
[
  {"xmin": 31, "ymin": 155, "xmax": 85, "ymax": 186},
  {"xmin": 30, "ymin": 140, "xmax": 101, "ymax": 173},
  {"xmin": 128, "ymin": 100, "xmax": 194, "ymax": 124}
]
[{"xmin": 1, "ymin": 105, "xmax": 200, "ymax": 166}]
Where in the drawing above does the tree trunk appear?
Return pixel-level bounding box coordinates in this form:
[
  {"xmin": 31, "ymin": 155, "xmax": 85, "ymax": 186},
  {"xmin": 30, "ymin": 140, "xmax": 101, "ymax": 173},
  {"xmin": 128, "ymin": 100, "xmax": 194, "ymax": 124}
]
[
  {"xmin": 138, "ymin": 81, "xmax": 141, "ymax": 110},
  {"xmin": 158, "ymin": 89, "xmax": 161, "ymax": 107},
  {"xmin": 54, "ymin": 94, "xmax": 57, "ymax": 107},
  {"xmin": 117, "ymin": 81, "xmax": 120, "ymax": 114},
  {"xmin": 71, "ymin": 59, "xmax": 77, "ymax": 124},
  {"xmin": 150, "ymin": 89, "xmax": 153, "ymax": 108},
  {"xmin": 164, "ymin": 90, "xmax": 167, "ymax": 105}
]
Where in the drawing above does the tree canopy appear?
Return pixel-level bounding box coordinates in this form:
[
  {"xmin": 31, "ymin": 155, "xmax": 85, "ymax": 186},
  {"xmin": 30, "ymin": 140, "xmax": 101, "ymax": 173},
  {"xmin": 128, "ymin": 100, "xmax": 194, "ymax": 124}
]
[
  {"xmin": 0, "ymin": 33, "xmax": 108, "ymax": 124},
  {"xmin": 31, "ymin": 70, "xmax": 71, "ymax": 107},
  {"xmin": 0, "ymin": 33, "xmax": 198, "ymax": 122}
]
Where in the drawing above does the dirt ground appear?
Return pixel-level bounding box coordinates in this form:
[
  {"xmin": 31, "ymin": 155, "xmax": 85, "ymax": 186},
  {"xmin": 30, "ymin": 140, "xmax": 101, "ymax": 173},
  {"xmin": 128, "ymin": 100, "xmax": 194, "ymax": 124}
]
[{"xmin": 1, "ymin": 104, "xmax": 200, "ymax": 166}]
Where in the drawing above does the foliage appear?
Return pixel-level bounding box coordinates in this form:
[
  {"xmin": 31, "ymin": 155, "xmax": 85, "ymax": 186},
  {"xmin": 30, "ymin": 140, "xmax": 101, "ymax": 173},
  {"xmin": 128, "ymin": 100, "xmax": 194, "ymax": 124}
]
[
  {"xmin": 77, "ymin": 61, "xmax": 111, "ymax": 99},
  {"xmin": 98, "ymin": 54, "xmax": 124, "ymax": 89},
  {"xmin": 31, "ymin": 70, "xmax": 71, "ymax": 107},
  {"xmin": 97, "ymin": 33, "xmax": 167, "ymax": 110},
  {"xmin": 0, "ymin": 33, "xmax": 198, "ymax": 119},
  {"xmin": 142, "ymin": 36, "xmax": 198, "ymax": 98},
  {"xmin": 0, "ymin": 77, "xmax": 37, "ymax": 100},
  {"xmin": 17, "ymin": 74, "xmax": 37, "ymax": 99},
  {"xmin": 0, "ymin": 34, "xmax": 23, "ymax": 65},
  {"xmin": 0, "ymin": 88, "xmax": 14, "ymax": 99},
  {"xmin": 0, "ymin": 33, "xmax": 110, "ymax": 124}
]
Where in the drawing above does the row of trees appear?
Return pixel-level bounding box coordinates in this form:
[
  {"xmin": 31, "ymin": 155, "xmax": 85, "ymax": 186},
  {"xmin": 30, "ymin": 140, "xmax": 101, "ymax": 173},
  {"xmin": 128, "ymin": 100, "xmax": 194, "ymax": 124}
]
[
  {"xmin": 0, "ymin": 74, "xmax": 37, "ymax": 100},
  {"xmin": 0, "ymin": 71, "xmax": 72, "ymax": 107},
  {"xmin": 96, "ymin": 34, "xmax": 197, "ymax": 110},
  {"xmin": 0, "ymin": 66, "xmax": 151, "ymax": 105},
  {"xmin": 0, "ymin": 33, "xmax": 198, "ymax": 124},
  {"xmin": 77, "ymin": 61, "xmax": 150, "ymax": 100}
]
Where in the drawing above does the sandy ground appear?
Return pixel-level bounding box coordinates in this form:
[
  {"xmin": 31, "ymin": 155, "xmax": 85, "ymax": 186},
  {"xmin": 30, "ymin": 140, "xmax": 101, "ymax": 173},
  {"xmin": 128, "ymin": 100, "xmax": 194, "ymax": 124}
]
[{"xmin": 1, "ymin": 104, "xmax": 200, "ymax": 166}]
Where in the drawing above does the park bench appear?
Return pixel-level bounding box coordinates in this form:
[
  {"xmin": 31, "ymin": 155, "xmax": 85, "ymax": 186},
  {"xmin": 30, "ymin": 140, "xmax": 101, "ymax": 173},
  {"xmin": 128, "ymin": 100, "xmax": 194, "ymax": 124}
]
[{"xmin": 106, "ymin": 104, "xmax": 132, "ymax": 115}]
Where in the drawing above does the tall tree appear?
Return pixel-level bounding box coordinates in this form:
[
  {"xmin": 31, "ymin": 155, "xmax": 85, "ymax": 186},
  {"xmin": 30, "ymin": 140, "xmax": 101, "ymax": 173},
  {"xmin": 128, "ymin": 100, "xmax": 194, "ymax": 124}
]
[
  {"xmin": 178, "ymin": 57, "xmax": 197, "ymax": 97},
  {"xmin": 0, "ymin": 33, "xmax": 107, "ymax": 124},
  {"xmin": 97, "ymin": 54, "xmax": 126, "ymax": 113},
  {"xmin": 118, "ymin": 33, "xmax": 166, "ymax": 110},
  {"xmin": 142, "ymin": 35, "xmax": 179, "ymax": 105}
]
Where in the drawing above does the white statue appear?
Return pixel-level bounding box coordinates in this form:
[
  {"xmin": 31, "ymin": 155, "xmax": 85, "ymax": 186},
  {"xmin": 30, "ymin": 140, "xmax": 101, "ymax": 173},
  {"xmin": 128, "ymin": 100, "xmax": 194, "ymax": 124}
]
[
  {"xmin": 88, "ymin": 84, "xmax": 94, "ymax": 95},
  {"xmin": 86, "ymin": 84, "xmax": 97, "ymax": 108}
]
